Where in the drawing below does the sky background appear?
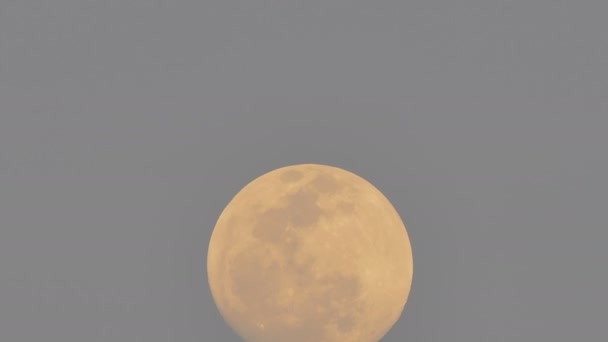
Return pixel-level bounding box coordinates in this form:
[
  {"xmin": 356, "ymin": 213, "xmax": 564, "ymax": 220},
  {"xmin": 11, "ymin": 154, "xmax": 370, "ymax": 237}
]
[{"xmin": 1, "ymin": 0, "xmax": 607, "ymax": 341}]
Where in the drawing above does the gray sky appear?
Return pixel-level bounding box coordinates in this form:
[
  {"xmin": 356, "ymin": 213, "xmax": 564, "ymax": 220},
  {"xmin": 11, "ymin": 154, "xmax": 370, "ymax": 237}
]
[{"xmin": 1, "ymin": 0, "xmax": 607, "ymax": 341}]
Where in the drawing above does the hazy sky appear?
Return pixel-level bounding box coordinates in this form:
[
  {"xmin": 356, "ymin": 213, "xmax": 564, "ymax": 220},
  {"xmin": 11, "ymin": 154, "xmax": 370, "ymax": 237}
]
[{"xmin": 1, "ymin": 0, "xmax": 607, "ymax": 341}]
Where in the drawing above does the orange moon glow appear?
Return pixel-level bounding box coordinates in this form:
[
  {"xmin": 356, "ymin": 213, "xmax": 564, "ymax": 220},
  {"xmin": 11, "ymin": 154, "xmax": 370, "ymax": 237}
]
[{"xmin": 207, "ymin": 164, "xmax": 413, "ymax": 342}]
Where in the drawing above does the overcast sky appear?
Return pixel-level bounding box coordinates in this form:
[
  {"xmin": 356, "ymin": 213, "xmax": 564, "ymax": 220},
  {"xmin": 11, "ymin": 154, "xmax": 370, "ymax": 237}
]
[{"xmin": 1, "ymin": 0, "xmax": 607, "ymax": 341}]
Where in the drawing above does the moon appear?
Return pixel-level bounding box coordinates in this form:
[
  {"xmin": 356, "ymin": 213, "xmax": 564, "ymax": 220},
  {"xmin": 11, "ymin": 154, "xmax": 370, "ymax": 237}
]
[{"xmin": 207, "ymin": 164, "xmax": 413, "ymax": 342}]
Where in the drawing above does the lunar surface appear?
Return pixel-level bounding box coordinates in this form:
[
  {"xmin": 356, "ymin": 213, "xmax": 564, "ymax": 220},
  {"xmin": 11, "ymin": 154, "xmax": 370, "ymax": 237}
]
[{"xmin": 207, "ymin": 164, "xmax": 413, "ymax": 342}]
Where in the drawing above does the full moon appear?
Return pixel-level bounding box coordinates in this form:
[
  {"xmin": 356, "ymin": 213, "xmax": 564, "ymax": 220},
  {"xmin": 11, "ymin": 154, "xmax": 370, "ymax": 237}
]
[{"xmin": 207, "ymin": 164, "xmax": 413, "ymax": 342}]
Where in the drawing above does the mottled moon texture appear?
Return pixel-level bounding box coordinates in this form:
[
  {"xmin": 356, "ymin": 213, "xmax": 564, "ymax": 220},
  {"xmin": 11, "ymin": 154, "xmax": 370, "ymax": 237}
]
[{"xmin": 207, "ymin": 164, "xmax": 413, "ymax": 342}]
